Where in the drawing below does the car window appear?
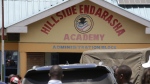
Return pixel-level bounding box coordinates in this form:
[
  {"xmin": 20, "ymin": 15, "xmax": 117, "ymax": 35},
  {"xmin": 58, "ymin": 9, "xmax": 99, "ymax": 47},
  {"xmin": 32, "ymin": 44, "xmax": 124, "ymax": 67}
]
[
  {"xmin": 62, "ymin": 68, "xmax": 109, "ymax": 82},
  {"xmin": 22, "ymin": 66, "xmax": 114, "ymax": 84}
]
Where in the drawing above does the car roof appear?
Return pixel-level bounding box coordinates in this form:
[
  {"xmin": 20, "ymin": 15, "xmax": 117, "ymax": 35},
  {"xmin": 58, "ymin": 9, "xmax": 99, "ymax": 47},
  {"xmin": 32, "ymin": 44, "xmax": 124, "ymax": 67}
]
[{"xmin": 23, "ymin": 64, "xmax": 115, "ymax": 84}]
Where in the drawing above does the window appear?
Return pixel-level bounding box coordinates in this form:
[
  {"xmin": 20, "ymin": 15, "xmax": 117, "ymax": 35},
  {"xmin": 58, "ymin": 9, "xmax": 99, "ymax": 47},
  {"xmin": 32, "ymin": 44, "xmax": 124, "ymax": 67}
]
[{"xmin": 5, "ymin": 51, "xmax": 19, "ymax": 83}]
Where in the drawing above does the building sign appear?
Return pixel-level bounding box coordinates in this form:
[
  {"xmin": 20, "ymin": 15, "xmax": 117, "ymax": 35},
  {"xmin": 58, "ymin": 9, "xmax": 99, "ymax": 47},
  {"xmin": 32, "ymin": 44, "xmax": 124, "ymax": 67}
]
[
  {"xmin": 74, "ymin": 14, "xmax": 93, "ymax": 34},
  {"xmin": 21, "ymin": 1, "xmax": 148, "ymax": 43},
  {"xmin": 41, "ymin": 4, "xmax": 126, "ymax": 38},
  {"xmin": 53, "ymin": 45, "xmax": 116, "ymax": 49}
]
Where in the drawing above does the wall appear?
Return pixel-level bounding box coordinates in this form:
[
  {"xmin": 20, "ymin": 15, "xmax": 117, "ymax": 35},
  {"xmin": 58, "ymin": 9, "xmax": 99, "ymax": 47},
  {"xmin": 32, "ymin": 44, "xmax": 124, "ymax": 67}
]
[
  {"xmin": 18, "ymin": 0, "xmax": 150, "ymax": 79},
  {"xmin": 45, "ymin": 52, "xmax": 51, "ymax": 65},
  {"xmin": 20, "ymin": 1, "xmax": 150, "ymax": 44}
]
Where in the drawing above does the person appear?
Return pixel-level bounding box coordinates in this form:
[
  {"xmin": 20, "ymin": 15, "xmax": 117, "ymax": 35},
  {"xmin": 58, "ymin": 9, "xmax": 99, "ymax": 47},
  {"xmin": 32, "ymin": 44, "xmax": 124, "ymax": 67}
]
[
  {"xmin": 48, "ymin": 65, "xmax": 63, "ymax": 84},
  {"xmin": 115, "ymin": 65, "xmax": 133, "ymax": 84},
  {"xmin": 8, "ymin": 74, "xmax": 15, "ymax": 82},
  {"xmin": 15, "ymin": 75, "xmax": 22, "ymax": 83},
  {"xmin": 10, "ymin": 77, "xmax": 20, "ymax": 84},
  {"xmin": 8, "ymin": 74, "xmax": 21, "ymax": 84},
  {"xmin": 141, "ymin": 67, "xmax": 150, "ymax": 84}
]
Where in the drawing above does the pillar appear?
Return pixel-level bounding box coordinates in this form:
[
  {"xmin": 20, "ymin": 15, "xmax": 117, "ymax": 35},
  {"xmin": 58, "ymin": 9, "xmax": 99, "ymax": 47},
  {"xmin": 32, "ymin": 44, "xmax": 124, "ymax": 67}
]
[{"xmin": 19, "ymin": 52, "xmax": 27, "ymax": 78}]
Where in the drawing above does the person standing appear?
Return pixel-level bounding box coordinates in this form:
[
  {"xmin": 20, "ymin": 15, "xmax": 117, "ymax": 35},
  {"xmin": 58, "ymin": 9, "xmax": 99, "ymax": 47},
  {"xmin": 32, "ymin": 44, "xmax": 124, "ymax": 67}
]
[
  {"xmin": 48, "ymin": 65, "xmax": 64, "ymax": 84},
  {"xmin": 10, "ymin": 77, "xmax": 20, "ymax": 84},
  {"xmin": 115, "ymin": 65, "xmax": 133, "ymax": 84},
  {"xmin": 8, "ymin": 74, "xmax": 21, "ymax": 84}
]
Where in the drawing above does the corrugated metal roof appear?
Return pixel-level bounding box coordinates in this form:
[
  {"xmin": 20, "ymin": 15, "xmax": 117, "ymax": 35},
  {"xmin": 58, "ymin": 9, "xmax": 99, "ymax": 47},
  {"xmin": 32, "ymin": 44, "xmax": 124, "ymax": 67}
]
[
  {"xmin": 1, "ymin": 0, "xmax": 150, "ymax": 28},
  {"xmin": 0, "ymin": 0, "xmax": 69, "ymax": 28},
  {"xmin": 105, "ymin": 0, "xmax": 150, "ymax": 21}
]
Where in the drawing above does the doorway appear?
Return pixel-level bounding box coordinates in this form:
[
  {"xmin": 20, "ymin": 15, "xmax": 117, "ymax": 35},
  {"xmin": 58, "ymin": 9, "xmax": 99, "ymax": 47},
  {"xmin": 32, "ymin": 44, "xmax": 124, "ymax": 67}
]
[
  {"xmin": 51, "ymin": 53, "xmax": 82, "ymax": 65},
  {"xmin": 59, "ymin": 53, "xmax": 82, "ymax": 64}
]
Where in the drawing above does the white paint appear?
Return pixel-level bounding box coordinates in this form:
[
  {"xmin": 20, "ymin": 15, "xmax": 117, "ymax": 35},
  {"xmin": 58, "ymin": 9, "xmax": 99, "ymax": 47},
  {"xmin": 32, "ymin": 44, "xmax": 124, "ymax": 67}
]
[
  {"xmin": 145, "ymin": 27, "xmax": 150, "ymax": 34},
  {"xmin": 6, "ymin": 26, "xmax": 27, "ymax": 33}
]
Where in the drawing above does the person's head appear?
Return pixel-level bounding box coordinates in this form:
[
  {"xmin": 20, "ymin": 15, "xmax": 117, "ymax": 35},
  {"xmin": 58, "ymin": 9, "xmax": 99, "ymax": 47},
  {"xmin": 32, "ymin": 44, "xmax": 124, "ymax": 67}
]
[
  {"xmin": 15, "ymin": 75, "xmax": 22, "ymax": 80},
  {"xmin": 10, "ymin": 77, "xmax": 19, "ymax": 84},
  {"xmin": 8, "ymin": 74, "xmax": 15, "ymax": 82},
  {"xmin": 141, "ymin": 68, "xmax": 150, "ymax": 84},
  {"xmin": 49, "ymin": 65, "xmax": 63, "ymax": 80},
  {"xmin": 115, "ymin": 65, "xmax": 132, "ymax": 84}
]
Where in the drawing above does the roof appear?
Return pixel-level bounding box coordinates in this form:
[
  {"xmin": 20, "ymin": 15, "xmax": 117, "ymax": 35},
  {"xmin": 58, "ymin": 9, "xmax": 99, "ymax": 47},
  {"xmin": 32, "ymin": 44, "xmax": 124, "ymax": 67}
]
[
  {"xmin": 0, "ymin": 0, "xmax": 69, "ymax": 28},
  {"xmin": 105, "ymin": 0, "xmax": 150, "ymax": 22}
]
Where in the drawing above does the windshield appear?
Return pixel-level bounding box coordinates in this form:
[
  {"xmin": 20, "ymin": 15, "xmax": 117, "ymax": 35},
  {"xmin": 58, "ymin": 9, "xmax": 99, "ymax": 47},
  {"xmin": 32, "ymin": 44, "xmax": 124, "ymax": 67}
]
[{"xmin": 23, "ymin": 67, "xmax": 114, "ymax": 84}]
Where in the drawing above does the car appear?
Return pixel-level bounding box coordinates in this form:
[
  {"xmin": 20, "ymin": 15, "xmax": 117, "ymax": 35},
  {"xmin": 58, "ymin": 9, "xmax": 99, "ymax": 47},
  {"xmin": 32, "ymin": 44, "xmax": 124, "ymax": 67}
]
[{"xmin": 22, "ymin": 64, "xmax": 117, "ymax": 84}]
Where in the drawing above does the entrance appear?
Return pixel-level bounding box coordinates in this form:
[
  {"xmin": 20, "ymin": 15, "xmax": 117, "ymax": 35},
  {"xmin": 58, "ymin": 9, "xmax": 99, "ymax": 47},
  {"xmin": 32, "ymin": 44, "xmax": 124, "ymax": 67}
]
[
  {"xmin": 27, "ymin": 52, "xmax": 82, "ymax": 69},
  {"xmin": 51, "ymin": 53, "xmax": 82, "ymax": 65},
  {"xmin": 59, "ymin": 53, "xmax": 82, "ymax": 64}
]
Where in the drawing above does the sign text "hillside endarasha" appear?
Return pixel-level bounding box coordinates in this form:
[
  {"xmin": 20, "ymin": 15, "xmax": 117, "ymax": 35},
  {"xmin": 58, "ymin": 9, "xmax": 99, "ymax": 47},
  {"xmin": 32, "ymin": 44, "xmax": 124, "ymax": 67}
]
[{"xmin": 41, "ymin": 5, "xmax": 125, "ymax": 36}]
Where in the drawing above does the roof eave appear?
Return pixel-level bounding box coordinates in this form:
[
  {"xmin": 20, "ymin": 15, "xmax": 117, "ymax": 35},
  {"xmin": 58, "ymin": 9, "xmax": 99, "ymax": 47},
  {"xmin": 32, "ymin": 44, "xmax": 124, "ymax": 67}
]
[{"xmin": 5, "ymin": 0, "xmax": 150, "ymax": 34}]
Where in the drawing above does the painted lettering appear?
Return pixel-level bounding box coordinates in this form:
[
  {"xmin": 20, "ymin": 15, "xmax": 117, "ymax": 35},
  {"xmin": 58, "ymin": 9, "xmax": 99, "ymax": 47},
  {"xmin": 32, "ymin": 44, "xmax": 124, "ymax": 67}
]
[
  {"xmin": 79, "ymin": 5, "xmax": 83, "ymax": 14},
  {"xmin": 89, "ymin": 34, "xmax": 93, "ymax": 40},
  {"xmin": 56, "ymin": 12, "xmax": 63, "ymax": 20},
  {"xmin": 66, "ymin": 8, "xmax": 72, "ymax": 16},
  {"xmin": 71, "ymin": 6, "xmax": 77, "ymax": 14},
  {"xmin": 95, "ymin": 8, "xmax": 102, "ymax": 17},
  {"xmin": 62, "ymin": 10, "xmax": 67, "ymax": 18},
  {"xmin": 51, "ymin": 16, "xmax": 59, "ymax": 24},
  {"xmin": 94, "ymin": 34, "xmax": 99, "ymax": 40},
  {"xmin": 63, "ymin": 34, "xmax": 105, "ymax": 41},
  {"xmin": 53, "ymin": 46, "xmax": 56, "ymax": 49},
  {"xmin": 71, "ymin": 34, "xmax": 75, "ymax": 40},
  {"xmin": 84, "ymin": 5, "xmax": 89, "ymax": 14},
  {"xmin": 64, "ymin": 34, "xmax": 70, "ymax": 40},
  {"xmin": 83, "ymin": 34, "xmax": 88, "ymax": 40},
  {"xmin": 90, "ymin": 6, "xmax": 95, "ymax": 14},
  {"xmin": 100, "ymin": 34, "xmax": 105, "ymax": 40},
  {"xmin": 41, "ymin": 5, "xmax": 126, "ymax": 36},
  {"xmin": 46, "ymin": 21, "xmax": 55, "ymax": 27},
  {"xmin": 117, "ymin": 29, "xmax": 125, "ymax": 36},
  {"xmin": 105, "ymin": 15, "xmax": 113, "ymax": 24},
  {"xmin": 41, "ymin": 27, "xmax": 50, "ymax": 34},
  {"xmin": 76, "ymin": 34, "xmax": 82, "ymax": 40},
  {"xmin": 113, "ymin": 23, "xmax": 122, "ymax": 31},
  {"xmin": 101, "ymin": 11, "xmax": 109, "ymax": 20},
  {"xmin": 110, "ymin": 19, "xmax": 118, "ymax": 26},
  {"xmin": 53, "ymin": 45, "xmax": 117, "ymax": 49},
  {"xmin": 44, "ymin": 24, "xmax": 52, "ymax": 30}
]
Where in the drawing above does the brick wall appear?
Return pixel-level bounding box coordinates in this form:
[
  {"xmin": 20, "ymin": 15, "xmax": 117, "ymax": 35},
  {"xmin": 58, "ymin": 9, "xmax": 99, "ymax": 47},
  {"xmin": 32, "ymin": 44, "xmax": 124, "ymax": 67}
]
[{"xmin": 27, "ymin": 52, "xmax": 45, "ymax": 70}]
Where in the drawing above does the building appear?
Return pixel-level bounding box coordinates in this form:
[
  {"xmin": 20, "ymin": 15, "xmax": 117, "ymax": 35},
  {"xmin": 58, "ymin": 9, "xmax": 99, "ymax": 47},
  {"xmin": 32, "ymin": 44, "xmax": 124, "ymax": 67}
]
[{"xmin": 0, "ymin": 0, "xmax": 150, "ymax": 79}]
